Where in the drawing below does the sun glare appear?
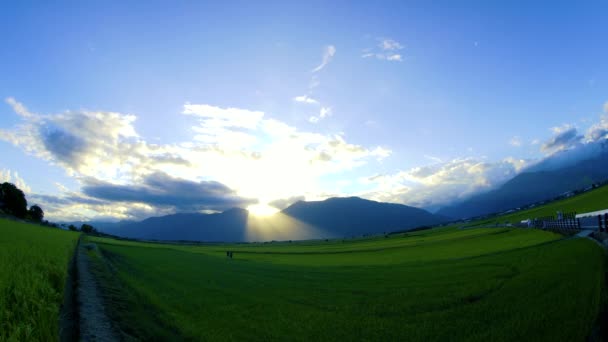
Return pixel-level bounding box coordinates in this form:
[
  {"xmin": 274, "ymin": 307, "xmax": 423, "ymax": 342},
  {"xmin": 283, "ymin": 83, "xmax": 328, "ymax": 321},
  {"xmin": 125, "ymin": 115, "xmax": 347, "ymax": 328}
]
[{"xmin": 247, "ymin": 204, "xmax": 280, "ymax": 217}]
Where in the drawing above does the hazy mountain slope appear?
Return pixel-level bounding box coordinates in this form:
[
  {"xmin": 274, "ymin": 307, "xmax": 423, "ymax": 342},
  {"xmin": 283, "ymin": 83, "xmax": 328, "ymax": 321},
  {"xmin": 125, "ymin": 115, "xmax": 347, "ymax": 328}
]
[
  {"xmin": 282, "ymin": 197, "xmax": 445, "ymax": 237},
  {"xmin": 107, "ymin": 208, "xmax": 248, "ymax": 242},
  {"xmin": 98, "ymin": 197, "xmax": 444, "ymax": 242},
  {"xmin": 437, "ymin": 153, "xmax": 608, "ymax": 220}
]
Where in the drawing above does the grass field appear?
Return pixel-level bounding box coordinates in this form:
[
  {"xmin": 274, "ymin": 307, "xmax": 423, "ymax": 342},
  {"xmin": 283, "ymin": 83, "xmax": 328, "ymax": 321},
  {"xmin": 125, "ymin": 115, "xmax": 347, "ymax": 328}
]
[
  {"xmin": 0, "ymin": 218, "xmax": 79, "ymax": 341},
  {"xmin": 1, "ymin": 185, "xmax": 606, "ymax": 340},
  {"xmin": 469, "ymin": 184, "xmax": 608, "ymax": 227},
  {"xmin": 90, "ymin": 227, "xmax": 606, "ymax": 341}
]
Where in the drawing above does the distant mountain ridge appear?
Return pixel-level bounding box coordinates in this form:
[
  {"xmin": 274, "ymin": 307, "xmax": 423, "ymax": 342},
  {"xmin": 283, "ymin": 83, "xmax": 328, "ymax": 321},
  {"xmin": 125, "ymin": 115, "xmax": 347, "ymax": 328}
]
[
  {"xmin": 99, "ymin": 208, "xmax": 248, "ymax": 241},
  {"xmin": 437, "ymin": 150, "xmax": 608, "ymax": 220},
  {"xmin": 96, "ymin": 197, "xmax": 445, "ymax": 242},
  {"xmin": 283, "ymin": 197, "xmax": 444, "ymax": 237}
]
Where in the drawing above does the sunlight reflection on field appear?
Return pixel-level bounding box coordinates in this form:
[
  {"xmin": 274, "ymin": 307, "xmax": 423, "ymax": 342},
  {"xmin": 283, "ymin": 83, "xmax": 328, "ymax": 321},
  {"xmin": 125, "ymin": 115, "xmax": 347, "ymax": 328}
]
[{"xmin": 245, "ymin": 211, "xmax": 325, "ymax": 242}]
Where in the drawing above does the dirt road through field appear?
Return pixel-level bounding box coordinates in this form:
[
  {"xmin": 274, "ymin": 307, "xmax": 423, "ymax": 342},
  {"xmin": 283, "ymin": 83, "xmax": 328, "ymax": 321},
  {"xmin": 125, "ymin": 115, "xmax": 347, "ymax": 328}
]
[{"xmin": 77, "ymin": 243, "xmax": 119, "ymax": 341}]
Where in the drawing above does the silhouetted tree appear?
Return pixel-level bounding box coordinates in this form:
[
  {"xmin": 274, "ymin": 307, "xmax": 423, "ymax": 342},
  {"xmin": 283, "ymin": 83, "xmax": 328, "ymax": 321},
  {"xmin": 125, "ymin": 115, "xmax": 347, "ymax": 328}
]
[
  {"xmin": 81, "ymin": 224, "xmax": 95, "ymax": 234},
  {"xmin": 0, "ymin": 182, "xmax": 28, "ymax": 218},
  {"xmin": 28, "ymin": 205, "xmax": 44, "ymax": 222},
  {"xmin": 68, "ymin": 224, "xmax": 78, "ymax": 231}
]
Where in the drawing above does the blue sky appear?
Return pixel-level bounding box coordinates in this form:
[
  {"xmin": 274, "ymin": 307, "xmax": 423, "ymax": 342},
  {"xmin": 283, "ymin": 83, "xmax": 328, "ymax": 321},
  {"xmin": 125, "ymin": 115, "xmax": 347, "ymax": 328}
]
[{"xmin": 1, "ymin": 1, "xmax": 608, "ymax": 220}]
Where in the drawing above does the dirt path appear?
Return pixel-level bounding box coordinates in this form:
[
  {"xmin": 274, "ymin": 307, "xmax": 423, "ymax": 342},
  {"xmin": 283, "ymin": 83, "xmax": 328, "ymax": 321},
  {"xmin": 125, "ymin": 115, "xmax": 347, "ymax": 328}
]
[{"xmin": 77, "ymin": 243, "xmax": 119, "ymax": 341}]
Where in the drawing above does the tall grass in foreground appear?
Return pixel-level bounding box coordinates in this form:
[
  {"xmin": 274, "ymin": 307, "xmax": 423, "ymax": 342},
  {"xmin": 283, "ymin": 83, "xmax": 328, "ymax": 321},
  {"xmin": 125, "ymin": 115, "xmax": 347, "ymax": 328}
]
[{"xmin": 0, "ymin": 219, "xmax": 79, "ymax": 341}]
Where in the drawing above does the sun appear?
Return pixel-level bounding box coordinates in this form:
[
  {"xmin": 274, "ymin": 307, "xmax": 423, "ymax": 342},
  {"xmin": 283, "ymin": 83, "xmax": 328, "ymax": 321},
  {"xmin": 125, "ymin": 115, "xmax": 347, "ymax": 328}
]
[{"xmin": 247, "ymin": 203, "xmax": 280, "ymax": 217}]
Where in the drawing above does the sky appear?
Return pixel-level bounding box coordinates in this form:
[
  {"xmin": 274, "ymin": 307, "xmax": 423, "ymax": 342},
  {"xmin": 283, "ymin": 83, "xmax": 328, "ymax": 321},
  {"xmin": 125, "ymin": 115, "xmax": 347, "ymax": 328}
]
[{"xmin": 1, "ymin": 1, "xmax": 608, "ymax": 221}]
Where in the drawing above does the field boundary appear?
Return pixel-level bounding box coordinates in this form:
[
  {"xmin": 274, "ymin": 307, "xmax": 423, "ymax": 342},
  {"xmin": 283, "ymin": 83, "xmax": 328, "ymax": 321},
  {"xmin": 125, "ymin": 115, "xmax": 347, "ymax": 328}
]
[
  {"xmin": 88, "ymin": 241, "xmax": 187, "ymax": 340},
  {"xmin": 265, "ymin": 232, "xmax": 509, "ymax": 253},
  {"xmin": 177, "ymin": 229, "xmax": 515, "ymax": 256},
  {"xmin": 59, "ymin": 238, "xmax": 80, "ymax": 342}
]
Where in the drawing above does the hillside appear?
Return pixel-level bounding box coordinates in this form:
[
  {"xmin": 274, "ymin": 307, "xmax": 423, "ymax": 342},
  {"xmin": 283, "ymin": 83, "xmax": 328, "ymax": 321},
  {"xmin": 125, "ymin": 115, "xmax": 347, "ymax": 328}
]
[
  {"xmin": 438, "ymin": 152, "xmax": 608, "ymax": 219},
  {"xmin": 470, "ymin": 182, "xmax": 608, "ymax": 226},
  {"xmin": 282, "ymin": 196, "xmax": 444, "ymax": 237},
  {"xmin": 102, "ymin": 208, "xmax": 248, "ymax": 242}
]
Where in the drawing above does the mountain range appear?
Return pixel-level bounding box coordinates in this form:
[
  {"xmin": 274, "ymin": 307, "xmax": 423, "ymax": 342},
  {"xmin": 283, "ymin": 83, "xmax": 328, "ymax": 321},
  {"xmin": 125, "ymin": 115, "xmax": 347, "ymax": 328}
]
[
  {"xmin": 80, "ymin": 142, "xmax": 608, "ymax": 242},
  {"xmin": 95, "ymin": 197, "xmax": 445, "ymax": 242}
]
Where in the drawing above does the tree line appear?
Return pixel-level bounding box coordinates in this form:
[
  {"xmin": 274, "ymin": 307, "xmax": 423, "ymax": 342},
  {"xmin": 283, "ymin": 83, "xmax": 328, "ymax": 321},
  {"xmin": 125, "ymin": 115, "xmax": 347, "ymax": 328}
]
[
  {"xmin": 0, "ymin": 181, "xmax": 97, "ymax": 233},
  {"xmin": 0, "ymin": 182, "xmax": 44, "ymax": 222}
]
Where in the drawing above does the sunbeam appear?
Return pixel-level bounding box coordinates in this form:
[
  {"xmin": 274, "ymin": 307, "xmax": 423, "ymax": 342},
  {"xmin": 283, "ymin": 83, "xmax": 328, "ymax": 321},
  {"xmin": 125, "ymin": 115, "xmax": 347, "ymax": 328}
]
[{"xmin": 245, "ymin": 211, "xmax": 325, "ymax": 242}]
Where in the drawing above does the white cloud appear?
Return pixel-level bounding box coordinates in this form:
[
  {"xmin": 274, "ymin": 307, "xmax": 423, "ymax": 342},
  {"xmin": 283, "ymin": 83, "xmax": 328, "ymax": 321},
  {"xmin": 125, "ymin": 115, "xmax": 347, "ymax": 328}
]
[
  {"xmin": 358, "ymin": 102, "xmax": 608, "ymax": 209},
  {"xmin": 183, "ymin": 103, "xmax": 264, "ymax": 130},
  {"xmin": 585, "ymin": 102, "xmax": 608, "ymax": 143},
  {"xmin": 363, "ymin": 38, "xmax": 404, "ymax": 62},
  {"xmin": 0, "ymin": 169, "xmax": 31, "ymax": 193},
  {"xmin": 0, "ymin": 98, "xmax": 144, "ymax": 181},
  {"xmin": 11, "ymin": 97, "xmax": 606, "ymax": 222},
  {"xmin": 6, "ymin": 97, "xmax": 34, "ymax": 118},
  {"xmin": 509, "ymin": 136, "xmax": 522, "ymax": 147},
  {"xmin": 293, "ymin": 95, "xmax": 319, "ymax": 105},
  {"xmin": 423, "ymin": 155, "xmax": 442, "ymax": 163},
  {"xmin": 308, "ymin": 106, "xmax": 332, "ymax": 124},
  {"xmin": 183, "ymin": 104, "xmax": 264, "ymax": 150},
  {"xmin": 585, "ymin": 117, "xmax": 608, "ymax": 142},
  {"xmin": 2, "ymin": 99, "xmax": 390, "ymax": 221},
  {"xmin": 181, "ymin": 105, "xmax": 391, "ymax": 200},
  {"xmin": 30, "ymin": 191, "xmax": 170, "ymax": 222},
  {"xmin": 320, "ymin": 107, "xmax": 332, "ymax": 118},
  {"xmin": 360, "ymin": 157, "xmax": 530, "ymax": 209},
  {"xmin": 298, "ymin": 46, "xmax": 335, "ymax": 122},
  {"xmin": 311, "ymin": 45, "xmax": 336, "ymax": 73},
  {"xmin": 379, "ymin": 38, "xmax": 403, "ymax": 51},
  {"xmin": 540, "ymin": 125, "xmax": 582, "ymax": 155},
  {"xmin": 386, "ymin": 54, "xmax": 403, "ymax": 61}
]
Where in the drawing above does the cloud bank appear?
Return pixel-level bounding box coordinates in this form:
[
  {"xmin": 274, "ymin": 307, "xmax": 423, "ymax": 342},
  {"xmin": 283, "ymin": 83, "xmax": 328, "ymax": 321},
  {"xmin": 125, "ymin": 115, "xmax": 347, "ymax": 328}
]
[
  {"xmin": 361, "ymin": 101, "xmax": 608, "ymax": 210},
  {"xmin": 82, "ymin": 172, "xmax": 255, "ymax": 212},
  {"xmin": 540, "ymin": 125, "xmax": 583, "ymax": 154},
  {"xmin": 3, "ymin": 97, "xmax": 608, "ymax": 220},
  {"xmin": 1, "ymin": 98, "xmax": 390, "ymax": 220},
  {"xmin": 361, "ymin": 157, "xmax": 529, "ymax": 209}
]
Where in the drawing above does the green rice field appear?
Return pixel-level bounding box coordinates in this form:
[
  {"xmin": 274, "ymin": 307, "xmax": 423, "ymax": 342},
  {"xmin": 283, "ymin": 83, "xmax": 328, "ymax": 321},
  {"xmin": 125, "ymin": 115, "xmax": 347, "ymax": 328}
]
[
  {"xmin": 1, "ymin": 185, "xmax": 607, "ymax": 341},
  {"xmin": 0, "ymin": 218, "xmax": 79, "ymax": 341},
  {"xmin": 89, "ymin": 227, "xmax": 606, "ymax": 341}
]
